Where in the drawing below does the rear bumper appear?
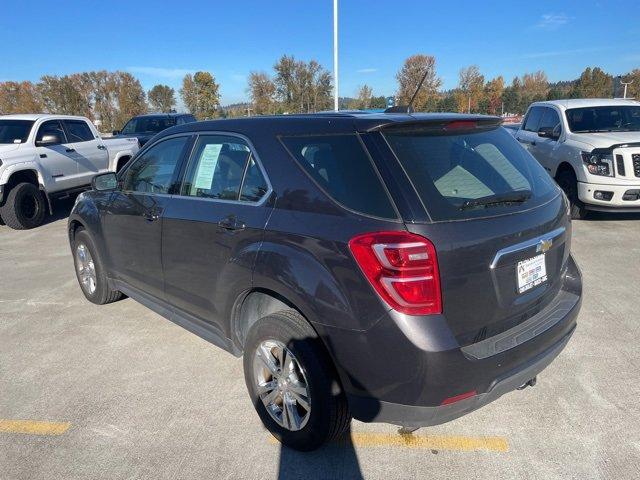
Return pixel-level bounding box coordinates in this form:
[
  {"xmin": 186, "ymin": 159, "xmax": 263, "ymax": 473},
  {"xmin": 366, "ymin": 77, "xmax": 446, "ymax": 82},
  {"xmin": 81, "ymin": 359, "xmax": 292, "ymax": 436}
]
[
  {"xmin": 578, "ymin": 181, "xmax": 640, "ymax": 210},
  {"xmin": 319, "ymin": 255, "xmax": 581, "ymax": 427},
  {"xmin": 348, "ymin": 325, "xmax": 574, "ymax": 428}
]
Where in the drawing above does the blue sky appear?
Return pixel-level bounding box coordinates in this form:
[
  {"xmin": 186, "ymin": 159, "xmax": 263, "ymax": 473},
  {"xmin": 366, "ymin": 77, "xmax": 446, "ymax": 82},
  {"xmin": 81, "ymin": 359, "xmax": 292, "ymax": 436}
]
[{"xmin": 1, "ymin": 0, "xmax": 639, "ymax": 106}]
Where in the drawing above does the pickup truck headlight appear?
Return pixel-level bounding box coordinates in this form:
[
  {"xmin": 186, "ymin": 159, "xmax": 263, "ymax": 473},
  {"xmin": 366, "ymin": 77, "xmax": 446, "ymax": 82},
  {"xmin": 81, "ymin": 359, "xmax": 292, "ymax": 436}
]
[{"xmin": 581, "ymin": 152, "xmax": 614, "ymax": 177}]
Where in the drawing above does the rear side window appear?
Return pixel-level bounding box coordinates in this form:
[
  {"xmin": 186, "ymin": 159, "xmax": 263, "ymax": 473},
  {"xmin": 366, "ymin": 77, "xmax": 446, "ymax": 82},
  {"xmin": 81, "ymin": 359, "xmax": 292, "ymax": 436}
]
[
  {"xmin": 523, "ymin": 107, "xmax": 543, "ymax": 132},
  {"xmin": 64, "ymin": 120, "xmax": 95, "ymax": 142},
  {"xmin": 280, "ymin": 135, "xmax": 396, "ymax": 219},
  {"xmin": 384, "ymin": 126, "xmax": 557, "ymax": 222}
]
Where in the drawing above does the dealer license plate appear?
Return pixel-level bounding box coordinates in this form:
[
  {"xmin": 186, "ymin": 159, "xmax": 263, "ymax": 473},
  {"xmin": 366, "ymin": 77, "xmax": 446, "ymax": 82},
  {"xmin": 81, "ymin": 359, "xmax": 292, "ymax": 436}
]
[{"xmin": 517, "ymin": 254, "xmax": 547, "ymax": 294}]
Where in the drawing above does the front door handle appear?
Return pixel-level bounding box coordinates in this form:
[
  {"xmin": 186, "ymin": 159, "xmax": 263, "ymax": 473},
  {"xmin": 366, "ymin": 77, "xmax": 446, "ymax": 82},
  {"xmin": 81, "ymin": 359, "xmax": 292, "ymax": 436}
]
[
  {"xmin": 97, "ymin": 145, "xmax": 107, "ymax": 150},
  {"xmin": 218, "ymin": 216, "xmax": 246, "ymax": 231},
  {"xmin": 66, "ymin": 148, "xmax": 76, "ymax": 153},
  {"xmin": 143, "ymin": 207, "xmax": 162, "ymax": 222}
]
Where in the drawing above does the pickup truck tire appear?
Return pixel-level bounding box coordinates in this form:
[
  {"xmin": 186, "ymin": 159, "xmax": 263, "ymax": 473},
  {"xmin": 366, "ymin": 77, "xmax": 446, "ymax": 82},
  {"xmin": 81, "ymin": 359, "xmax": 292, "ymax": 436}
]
[
  {"xmin": 556, "ymin": 169, "xmax": 588, "ymax": 220},
  {"xmin": 73, "ymin": 229, "xmax": 123, "ymax": 305},
  {"xmin": 243, "ymin": 309, "xmax": 351, "ymax": 451},
  {"xmin": 0, "ymin": 182, "xmax": 46, "ymax": 229}
]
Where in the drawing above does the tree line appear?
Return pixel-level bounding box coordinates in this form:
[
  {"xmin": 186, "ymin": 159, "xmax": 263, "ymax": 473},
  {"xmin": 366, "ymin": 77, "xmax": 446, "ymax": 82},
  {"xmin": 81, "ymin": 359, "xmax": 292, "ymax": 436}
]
[
  {"xmin": 0, "ymin": 71, "xmax": 222, "ymax": 132},
  {"xmin": 1, "ymin": 55, "xmax": 639, "ymax": 129}
]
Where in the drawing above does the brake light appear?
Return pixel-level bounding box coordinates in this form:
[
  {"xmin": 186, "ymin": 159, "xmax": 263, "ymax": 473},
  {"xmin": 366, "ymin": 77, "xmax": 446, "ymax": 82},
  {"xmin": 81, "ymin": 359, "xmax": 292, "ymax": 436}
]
[
  {"xmin": 445, "ymin": 120, "xmax": 477, "ymax": 131},
  {"xmin": 348, "ymin": 231, "xmax": 442, "ymax": 315}
]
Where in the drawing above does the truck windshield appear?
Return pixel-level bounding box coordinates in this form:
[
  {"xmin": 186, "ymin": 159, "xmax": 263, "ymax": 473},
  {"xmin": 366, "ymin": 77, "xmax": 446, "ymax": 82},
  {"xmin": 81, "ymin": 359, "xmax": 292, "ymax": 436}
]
[
  {"xmin": 565, "ymin": 106, "xmax": 640, "ymax": 133},
  {"xmin": 121, "ymin": 117, "xmax": 177, "ymax": 134},
  {"xmin": 384, "ymin": 125, "xmax": 557, "ymax": 222},
  {"xmin": 0, "ymin": 120, "xmax": 34, "ymax": 144}
]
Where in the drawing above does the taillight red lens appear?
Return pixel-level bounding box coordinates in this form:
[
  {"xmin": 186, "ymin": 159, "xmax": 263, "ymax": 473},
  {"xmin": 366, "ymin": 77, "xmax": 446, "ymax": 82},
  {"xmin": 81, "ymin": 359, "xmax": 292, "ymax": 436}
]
[{"xmin": 348, "ymin": 231, "xmax": 442, "ymax": 315}]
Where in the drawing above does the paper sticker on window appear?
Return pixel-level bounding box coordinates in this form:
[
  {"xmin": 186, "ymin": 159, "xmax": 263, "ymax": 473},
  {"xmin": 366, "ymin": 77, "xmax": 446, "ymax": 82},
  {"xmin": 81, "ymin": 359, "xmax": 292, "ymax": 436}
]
[{"xmin": 194, "ymin": 144, "xmax": 223, "ymax": 190}]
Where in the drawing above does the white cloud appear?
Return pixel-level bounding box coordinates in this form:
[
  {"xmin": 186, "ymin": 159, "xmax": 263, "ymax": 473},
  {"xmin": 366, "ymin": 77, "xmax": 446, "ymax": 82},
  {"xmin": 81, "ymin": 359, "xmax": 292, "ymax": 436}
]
[
  {"xmin": 357, "ymin": 68, "xmax": 377, "ymax": 74},
  {"xmin": 126, "ymin": 66, "xmax": 197, "ymax": 78},
  {"xmin": 534, "ymin": 13, "xmax": 571, "ymax": 30}
]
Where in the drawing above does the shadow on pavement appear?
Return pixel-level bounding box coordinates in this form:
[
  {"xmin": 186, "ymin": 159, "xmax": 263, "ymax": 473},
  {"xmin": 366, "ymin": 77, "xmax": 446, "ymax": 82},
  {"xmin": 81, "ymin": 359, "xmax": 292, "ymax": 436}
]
[
  {"xmin": 276, "ymin": 425, "xmax": 363, "ymax": 480},
  {"xmin": 585, "ymin": 211, "xmax": 640, "ymax": 221}
]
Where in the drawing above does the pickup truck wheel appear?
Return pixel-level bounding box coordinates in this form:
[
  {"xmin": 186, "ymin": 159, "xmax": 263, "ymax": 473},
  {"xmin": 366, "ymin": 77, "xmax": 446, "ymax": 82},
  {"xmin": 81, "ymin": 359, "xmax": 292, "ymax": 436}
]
[
  {"xmin": 243, "ymin": 310, "xmax": 351, "ymax": 451},
  {"xmin": 0, "ymin": 182, "xmax": 46, "ymax": 229},
  {"xmin": 73, "ymin": 229, "xmax": 122, "ymax": 304},
  {"xmin": 556, "ymin": 170, "xmax": 588, "ymax": 220}
]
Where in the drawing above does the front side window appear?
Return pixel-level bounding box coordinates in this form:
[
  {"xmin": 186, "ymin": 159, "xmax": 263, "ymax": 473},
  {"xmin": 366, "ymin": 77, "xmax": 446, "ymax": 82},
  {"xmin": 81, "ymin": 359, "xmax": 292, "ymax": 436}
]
[
  {"xmin": 523, "ymin": 107, "xmax": 543, "ymax": 132},
  {"xmin": 538, "ymin": 108, "xmax": 561, "ymax": 135},
  {"xmin": 0, "ymin": 120, "xmax": 34, "ymax": 144},
  {"xmin": 36, "ymin": 120, "xmax": 67, "ymax": 145},
  {"xmin": 121, "ymin": 136, "xmax": 188, "ymax": 194},
  {"xmin": 121, "ymin": 116, "xmax": 177, "ymax": 134},
  {"xmin": 565, "ymin": 106, "xmax": 640, "ymax": 133},
  {"xmin": 384, "ymin": 126, "xmax": 557, "ymax": 221},
  {"xmin": 181, "ymin": 135, "xmax": 268, "ymax": 202},
  {"xmin": 280, "ymin": 134, "xmax": 396, "ymax": 219},
  {"xmin": 64, "ymin": 120, "xmax": 95, "ymax": 142}
]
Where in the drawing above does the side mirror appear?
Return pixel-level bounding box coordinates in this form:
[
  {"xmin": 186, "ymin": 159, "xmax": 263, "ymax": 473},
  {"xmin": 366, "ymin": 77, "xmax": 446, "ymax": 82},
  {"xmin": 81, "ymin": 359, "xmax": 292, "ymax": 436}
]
[
  {"xmin": 92, "ymin": 172, "xmax": 118, "ymax": 191},
  {"xmin": 35, "ymin": 134, "xmax": 61, "ymax": 147},
  {"xmin": 538, "ymin": 127, "xmax": 560, "ymax": 140},
  {"xmin": 112, "ymin": 130, "xmax": 120, "ymax": 136}
]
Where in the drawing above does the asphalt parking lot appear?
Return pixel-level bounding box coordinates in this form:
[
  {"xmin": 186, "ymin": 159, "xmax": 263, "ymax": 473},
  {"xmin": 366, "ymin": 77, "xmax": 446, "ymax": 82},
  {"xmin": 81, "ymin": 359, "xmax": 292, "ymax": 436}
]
[{"xmin": 1, "ymin": 202, "xmax": 639, "ymax": 480}]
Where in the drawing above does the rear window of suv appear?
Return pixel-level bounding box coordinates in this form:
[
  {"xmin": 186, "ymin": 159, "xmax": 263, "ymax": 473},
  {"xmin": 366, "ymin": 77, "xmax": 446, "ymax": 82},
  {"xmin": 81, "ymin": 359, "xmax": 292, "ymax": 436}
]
[
  {"xmin": 384, "ymin": 125, "xmax": 557, "ymax": 222},
  {"xmin": 281, "ymin": 134, "xmax": 397, "ymax": 219}
]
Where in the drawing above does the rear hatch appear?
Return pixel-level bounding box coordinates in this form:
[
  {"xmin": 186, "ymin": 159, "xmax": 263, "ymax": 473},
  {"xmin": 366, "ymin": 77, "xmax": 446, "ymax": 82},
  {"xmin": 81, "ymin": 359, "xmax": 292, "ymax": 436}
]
[{"xmin": 381, "ymin": 120, "xmax": 570, "ymax": 346}]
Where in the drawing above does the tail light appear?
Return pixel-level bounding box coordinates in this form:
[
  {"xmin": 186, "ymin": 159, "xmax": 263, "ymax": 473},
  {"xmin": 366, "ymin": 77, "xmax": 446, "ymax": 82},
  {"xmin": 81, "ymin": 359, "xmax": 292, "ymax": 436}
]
[{"xmin": 348, "ymin": 231, "xmax": 442, "ymax": 315}]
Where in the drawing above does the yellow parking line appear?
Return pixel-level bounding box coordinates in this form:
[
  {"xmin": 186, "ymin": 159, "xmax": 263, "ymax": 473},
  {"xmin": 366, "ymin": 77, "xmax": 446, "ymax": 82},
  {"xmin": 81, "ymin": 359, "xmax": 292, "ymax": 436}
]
[
  {"xmin": 269, "ymin": 432, "xmax": 508, "ymax": 452},
  {"xmin": 0, "ymin": 419, "xmax": 71, "ymax": 436}
]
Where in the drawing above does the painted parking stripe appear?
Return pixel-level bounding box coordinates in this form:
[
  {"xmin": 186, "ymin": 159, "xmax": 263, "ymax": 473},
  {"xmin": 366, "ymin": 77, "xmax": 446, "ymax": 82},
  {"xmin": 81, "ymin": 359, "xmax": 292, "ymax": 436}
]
[
  {"xmin": 0, "ymin": 419, "xmax": 71, "ymax": 436},
  {"xmin": 270, "ymin": 433, "xmax": 508, "ymax": 452}
]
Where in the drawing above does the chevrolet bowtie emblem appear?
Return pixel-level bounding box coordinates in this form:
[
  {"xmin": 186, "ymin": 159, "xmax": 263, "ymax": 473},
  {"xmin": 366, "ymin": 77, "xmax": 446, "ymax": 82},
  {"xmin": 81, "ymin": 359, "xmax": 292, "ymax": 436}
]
[{"xmin": 537, "ymin": 238, "xmax": 553, "ymax": 253}]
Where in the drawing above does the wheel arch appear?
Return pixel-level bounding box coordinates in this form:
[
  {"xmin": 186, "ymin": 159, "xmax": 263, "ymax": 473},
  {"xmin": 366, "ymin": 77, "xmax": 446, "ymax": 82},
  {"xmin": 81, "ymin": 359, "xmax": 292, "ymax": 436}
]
[{"xmin": 555, "ymin": 161, "xmax": 577, "ymax": 180}]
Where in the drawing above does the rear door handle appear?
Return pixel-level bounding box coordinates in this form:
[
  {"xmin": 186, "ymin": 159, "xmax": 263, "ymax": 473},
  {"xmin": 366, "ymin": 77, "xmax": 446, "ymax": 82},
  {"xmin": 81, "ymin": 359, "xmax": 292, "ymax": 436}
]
[
  {"xmin": 66, "ymin": 148, "xmax": 75, "ymax": 153},
  {"xmin": 218, "ymin": 216, "xmax": 245, "ymax": 231},
  {"xmin": 97, "ymin": 145, "xmax": 107, "ymax": 150},
  {"xmin": 143, "ymin": 207, "xmax": 162, "ymax": 222}
]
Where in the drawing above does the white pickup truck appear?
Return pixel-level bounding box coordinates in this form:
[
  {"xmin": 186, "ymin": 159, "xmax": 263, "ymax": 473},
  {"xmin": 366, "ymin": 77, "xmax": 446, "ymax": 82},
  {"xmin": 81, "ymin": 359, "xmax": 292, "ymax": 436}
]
[
  {"xmin": 0, "ymin": 114, "xmax": 139, "ymax": 229},
  {"xmin": 514, "ymin": 99, "xmax": 640, "ymax": 219}
]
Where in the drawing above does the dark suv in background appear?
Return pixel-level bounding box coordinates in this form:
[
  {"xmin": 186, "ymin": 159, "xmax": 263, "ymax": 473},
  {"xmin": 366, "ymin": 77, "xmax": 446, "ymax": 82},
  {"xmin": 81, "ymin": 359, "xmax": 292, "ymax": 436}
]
[
  {"xmin": 68, "ymin": 112, "xmax": 581, "ymax": 451},
  {"xmin": 112, "ymin": 112, "xmax": 196, "ymax": 152}
]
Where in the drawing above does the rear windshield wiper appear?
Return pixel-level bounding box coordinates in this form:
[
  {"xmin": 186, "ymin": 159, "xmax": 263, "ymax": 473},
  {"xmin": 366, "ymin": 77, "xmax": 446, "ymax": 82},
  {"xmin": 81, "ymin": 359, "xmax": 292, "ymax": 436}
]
[{"xmin": 460, "ymin": 191, "xmax": 532, "ymax": 210}]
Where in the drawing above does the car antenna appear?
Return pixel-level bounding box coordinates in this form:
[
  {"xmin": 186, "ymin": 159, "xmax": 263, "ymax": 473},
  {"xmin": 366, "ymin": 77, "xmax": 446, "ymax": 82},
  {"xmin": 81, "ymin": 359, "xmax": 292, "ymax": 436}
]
[{"xmin": 384, "ymin": 67, "xmax": 430, "ymax": 114}]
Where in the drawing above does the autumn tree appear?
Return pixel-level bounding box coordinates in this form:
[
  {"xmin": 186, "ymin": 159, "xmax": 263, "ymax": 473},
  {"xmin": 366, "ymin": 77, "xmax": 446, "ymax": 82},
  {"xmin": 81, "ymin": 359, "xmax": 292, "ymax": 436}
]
[
  {"xmin": 38, "ymin": 75, "xmax": 90, "ymax": 116},
  {"xmin": 354, "ymin": 84, "xmax": 373, "ymax": 109},
  {"xmin": 181, "ymin": 71, "xmax": 221, "ymax": 120},
  {"xmin": 148, "ymin": 84, "xmax": 176, "ymax": 112},
  {"xmin": 571, "ymin": 67, "xmax": 613, "ymax": 98},
  {"xmin": 0, "ymin": 81, "xmax": 43, "ymax": 114},
  {"xmin": 248, "ymin": 71, "xmax": 276, "ymax": 114},
  {"xmin": 620, "ymin": 69, "xmax": 640, "ymax": 99},
  {"xmin": 396, "ymin": 54, "xmax": 441, "ymax": 111},
  {"xmin": 272, "ymin": 55, "xmax": 332, "ymax": 113},
  {"xmin": 454, "ymin": 65, "xmax": 485, "ymax": 113},
  {"xmin": 114, "ymin": 72, "xmax": 147, "ymax": 128},
  {"xmin": 484, "ymin": 76, "xmax": 504, "ymax": 115},
  {"xmin": 521, "ymin": 71, "xmax": 549, "ymax": 104}
]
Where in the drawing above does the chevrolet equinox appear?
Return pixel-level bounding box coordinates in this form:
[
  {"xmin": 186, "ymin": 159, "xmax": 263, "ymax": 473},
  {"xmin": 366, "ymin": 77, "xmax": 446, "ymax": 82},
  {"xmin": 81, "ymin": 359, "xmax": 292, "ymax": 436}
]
[{"xmin": 68, "ymin": 112, "xmax": 582, "ymax": 451}]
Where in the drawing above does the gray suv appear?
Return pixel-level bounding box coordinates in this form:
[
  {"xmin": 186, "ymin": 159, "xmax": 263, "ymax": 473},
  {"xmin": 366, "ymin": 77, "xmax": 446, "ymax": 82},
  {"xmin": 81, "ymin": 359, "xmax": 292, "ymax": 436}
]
[{"xmin": 68, "ymin": 112, "xmax": 582, "ymax": 451}]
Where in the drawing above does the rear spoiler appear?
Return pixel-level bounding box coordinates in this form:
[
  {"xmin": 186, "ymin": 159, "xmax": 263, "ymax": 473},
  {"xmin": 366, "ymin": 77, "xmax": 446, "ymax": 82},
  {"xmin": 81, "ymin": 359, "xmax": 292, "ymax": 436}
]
[{"xmin": 368, "ymin": 116, "xmax": 503, "ymax": 133}]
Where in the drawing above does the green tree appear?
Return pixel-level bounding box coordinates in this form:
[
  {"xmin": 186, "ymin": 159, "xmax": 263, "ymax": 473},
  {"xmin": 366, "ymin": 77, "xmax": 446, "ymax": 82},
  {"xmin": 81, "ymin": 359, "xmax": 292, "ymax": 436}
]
[
  {"xmin": 502, "ymin": 77, "xmax": 523, "ymax": 114},
  {"xmin": 353, "ymin": 84, "xmax": 373, "ymax": 109},
  {"xmin": 148, "ymin": 84, "xmax": 176, "ymax": 112},
  {"xmin": 247, "ymin": 71, "xmax": 276, "ymax": 114},
  {"xmin": 273, "ymin": 55, "xmax": 332, "ymax": 113},
  {"xmin": 571, "ymin": 67, "xmax": 613, "ymax": 98},
  {"xmin": 396, "ymin": 54, "xmax": 441, "ymax": 111},
  {"xmin": 180, "ymin": 71, "xmax": 220, "ymax": 120}
]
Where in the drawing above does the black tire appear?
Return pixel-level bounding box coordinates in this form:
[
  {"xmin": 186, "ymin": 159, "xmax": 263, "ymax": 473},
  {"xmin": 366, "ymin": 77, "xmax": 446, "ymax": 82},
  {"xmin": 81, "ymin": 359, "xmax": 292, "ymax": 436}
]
[
  {"xmin": 243, "ymin": 309, "xmax": 351, "ymax": 451},
  {"xmin": 556, "ymin": 169, "xmax": 588, "ymax": 220},
  {"xmin": 72, "ymin": 229, "xmax": 122, "ymax": 305},
  {"xmin": 0, "ymin": 182, "xmax": 46, "ymax": 229}
]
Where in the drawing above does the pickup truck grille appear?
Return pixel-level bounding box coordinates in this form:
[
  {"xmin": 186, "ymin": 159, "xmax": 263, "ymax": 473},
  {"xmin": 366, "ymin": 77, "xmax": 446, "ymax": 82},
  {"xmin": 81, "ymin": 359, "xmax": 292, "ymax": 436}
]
[
  {"xmin": 633, "ymin": 154, "xmax": 640, "ymax": 177},
  {"xmin": 616, "ymin": 154, "xmax": 626, "ymax": 176}
]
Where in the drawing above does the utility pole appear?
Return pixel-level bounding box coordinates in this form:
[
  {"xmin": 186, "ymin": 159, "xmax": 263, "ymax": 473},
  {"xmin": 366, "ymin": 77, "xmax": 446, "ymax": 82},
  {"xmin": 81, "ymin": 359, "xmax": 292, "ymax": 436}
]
[
  {"xmin": 468, "ymin": 95, "xmax": 471, "ymax": 113},
  {"xmin": 333, "ymin": 0, "xmax": 339, "ymax": 111},
  {"xmin": 621, "ymin": 80, "xmax": 633, "ymax": 99}
]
